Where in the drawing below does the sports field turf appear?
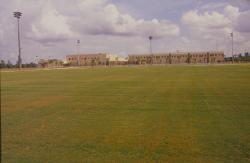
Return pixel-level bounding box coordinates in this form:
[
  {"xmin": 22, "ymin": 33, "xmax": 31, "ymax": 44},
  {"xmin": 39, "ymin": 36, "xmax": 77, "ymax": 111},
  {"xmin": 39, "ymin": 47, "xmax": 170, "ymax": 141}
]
[{"xmin": 1, "ymin": 65, "xmax": 250, "ymax": 162}]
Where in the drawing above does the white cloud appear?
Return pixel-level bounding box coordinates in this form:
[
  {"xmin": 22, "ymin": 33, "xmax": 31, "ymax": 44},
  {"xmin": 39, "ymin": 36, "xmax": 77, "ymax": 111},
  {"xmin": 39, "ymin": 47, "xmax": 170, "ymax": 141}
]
[
  {"xmin": 69, "ymin": 0, "xmax": 180, "ymax": 38},
  {"xmin": 224, "ymin": 5, "xmax": 240, "ymax": 20},
  {"xmin": 26, "ymin": 0, "xmax": 179, "ymax": 42},
  {"xmin": 181, "ymin": 5, "xmax": 250, "ymax": 55},
  {"xmin": 27, "ymin": 1, "xmax": 75, "ymax": 44},
  {"xmin": 182, "ymin": 10, "xmax": 231, "ymax": 29},
  {"xmin": 181, "ymin": 5, "xmax": 249, "ymax": 38}
]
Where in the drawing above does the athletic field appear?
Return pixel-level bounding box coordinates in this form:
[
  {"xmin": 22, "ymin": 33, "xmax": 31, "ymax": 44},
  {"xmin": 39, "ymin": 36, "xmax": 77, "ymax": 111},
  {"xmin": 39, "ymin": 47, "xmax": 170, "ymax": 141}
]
[{"xmin": 1, "ymin": 65, "xmax": 250, "ymax": 162}]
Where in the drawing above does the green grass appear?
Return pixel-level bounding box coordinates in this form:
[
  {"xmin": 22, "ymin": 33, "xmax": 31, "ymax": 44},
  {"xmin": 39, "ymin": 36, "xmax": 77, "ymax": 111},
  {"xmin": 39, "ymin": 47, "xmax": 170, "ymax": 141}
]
[{"xmin": 1, "ymin": 65, "xmax": 250, "ymax": 162}]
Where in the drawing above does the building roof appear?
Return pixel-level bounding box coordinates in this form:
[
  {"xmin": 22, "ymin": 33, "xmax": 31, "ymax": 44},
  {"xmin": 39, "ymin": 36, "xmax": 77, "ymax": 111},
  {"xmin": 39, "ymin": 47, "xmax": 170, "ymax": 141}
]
[{"xmin": 129, "ymin": 51, "xmax": 224, "ymax": 56}]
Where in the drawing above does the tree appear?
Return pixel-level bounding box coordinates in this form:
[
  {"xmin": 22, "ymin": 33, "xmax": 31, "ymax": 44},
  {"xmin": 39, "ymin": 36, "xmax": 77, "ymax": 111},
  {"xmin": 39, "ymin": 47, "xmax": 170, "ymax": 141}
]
[
  {"xmin": 245, "ymin": 52, "xmax": 250, "ymax": 61},
  {"xmin": 187, "ymin": 53, "xmax": 190, "ymax": 64},
  {"xmin": 63, "ymin": 63, "xmax": 70, "ymax": 67},
  {"xmin": 91, "ymin": 59, "xmax": 95, "ymax": 67},
  {"xmin": 7, "ymin": 60, "xmax": 14, "ymax": 68},
  {"xmin": 169, "ymin": 54, "xmax": 172, "ymax": 64},
  {"xmin": 23, "ymin": 62, "xmax": 37, "ymax": 68},
  {"xmin": 106, "ymin": 59, "xmax": 110, "ymax": 66},
  {"xmin": 0, "ymin": 60, "xmax": 6, "ymax": 68}
]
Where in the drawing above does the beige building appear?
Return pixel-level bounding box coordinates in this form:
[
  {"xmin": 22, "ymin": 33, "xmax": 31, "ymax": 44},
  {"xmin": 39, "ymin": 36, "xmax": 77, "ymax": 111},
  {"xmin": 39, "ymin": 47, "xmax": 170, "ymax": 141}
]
[
  {"xmin": 128, "ymin": 51, "xmax": 224, "ymax": 64},
  {"xmin": 66, "ymin": 53, "xmax": 128, "ymax": 66}
]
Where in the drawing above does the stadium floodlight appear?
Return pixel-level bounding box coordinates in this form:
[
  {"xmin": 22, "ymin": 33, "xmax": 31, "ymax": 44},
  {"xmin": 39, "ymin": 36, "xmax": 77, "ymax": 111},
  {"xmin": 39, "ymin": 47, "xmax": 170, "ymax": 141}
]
[
  {"xmin": 13, "ymin": 11, "xmax": 22, "ymax": 68},
  {"xmin": 149, "ymin": 36, "xmax": 153, "ymax": 54},
  {"xmin": 149, "ymin": 36, "xmax": 153, "ymax": 64},
  {"xmin": 77, "ymin": 40, "xmax": 80, "ymax": 66},
  {"xmin": 230, "ymin": 32, "xmax": 234, "ymax": 63},
  {"xmin": 36, "ymin": 56, "xmax": 39, "ymax": 65}
]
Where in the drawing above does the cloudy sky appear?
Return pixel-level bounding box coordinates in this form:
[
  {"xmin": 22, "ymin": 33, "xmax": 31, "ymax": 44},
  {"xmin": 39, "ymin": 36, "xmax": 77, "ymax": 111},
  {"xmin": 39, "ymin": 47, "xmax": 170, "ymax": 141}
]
[{"xmin": 0, "ymin": 0, "xmax": 250, "ymax": 63}]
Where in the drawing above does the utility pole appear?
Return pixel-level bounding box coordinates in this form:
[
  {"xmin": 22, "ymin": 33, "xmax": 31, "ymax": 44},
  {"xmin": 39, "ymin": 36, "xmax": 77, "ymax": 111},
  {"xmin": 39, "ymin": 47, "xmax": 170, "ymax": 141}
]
[
  {"xmin": 230, "ymin": 32, "xmax": 234, "ymax": 63},
  {"xmin": 13, "ymin": 11, "xmax": 22, "ymax": 68}
]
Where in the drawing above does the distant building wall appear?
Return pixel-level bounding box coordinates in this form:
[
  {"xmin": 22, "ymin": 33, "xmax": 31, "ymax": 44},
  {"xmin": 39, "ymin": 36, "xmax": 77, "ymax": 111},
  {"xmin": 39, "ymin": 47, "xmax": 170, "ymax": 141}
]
[
  {"xmin": 66, "ymin": 53, "xmax": 128, "ymax": 66},
  {"xmin": 128, "ymin": 51, "xmax": 224, "ymax": 64},
  {"xmin": 66, "ymin": 53, "xmax": 107, "ymax": 66}
]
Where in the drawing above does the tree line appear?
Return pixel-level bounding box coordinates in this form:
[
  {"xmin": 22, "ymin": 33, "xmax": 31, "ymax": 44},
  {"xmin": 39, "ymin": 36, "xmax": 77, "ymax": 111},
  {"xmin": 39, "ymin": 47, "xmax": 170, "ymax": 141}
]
[
  {"xmin": 0, "ymin": 60, "xmax": 37, "ymax": 68},
  {"xmin": 225, "ymin": 52, "xmax": 250, "ymax": 62}
]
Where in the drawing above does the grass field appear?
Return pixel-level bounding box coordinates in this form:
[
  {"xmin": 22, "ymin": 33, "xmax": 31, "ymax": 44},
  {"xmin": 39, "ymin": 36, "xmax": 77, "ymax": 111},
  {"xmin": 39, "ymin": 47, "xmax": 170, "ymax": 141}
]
[{"xmin": 1, "ymin": 65, "xmax": 250, "ymax": 162}]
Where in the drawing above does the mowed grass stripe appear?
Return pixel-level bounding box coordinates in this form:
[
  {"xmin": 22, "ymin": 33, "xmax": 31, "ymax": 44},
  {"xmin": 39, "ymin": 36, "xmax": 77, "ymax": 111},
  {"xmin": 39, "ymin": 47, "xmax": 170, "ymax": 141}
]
[{"xmin": 1, "ymin": 65, "xmax": 250, "ymax": 162}]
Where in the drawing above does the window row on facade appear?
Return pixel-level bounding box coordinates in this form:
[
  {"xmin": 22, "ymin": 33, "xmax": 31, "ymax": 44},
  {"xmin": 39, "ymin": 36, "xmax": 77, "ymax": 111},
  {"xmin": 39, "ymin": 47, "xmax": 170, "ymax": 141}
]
[{"xmin": 128, "ymin": 52, "xmax": 224, "ymax": 64}]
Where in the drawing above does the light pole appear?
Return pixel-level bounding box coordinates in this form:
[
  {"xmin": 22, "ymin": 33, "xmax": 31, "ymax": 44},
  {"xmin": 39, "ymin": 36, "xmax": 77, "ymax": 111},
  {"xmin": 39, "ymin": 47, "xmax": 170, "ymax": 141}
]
[
  {"xmin": 149, "ymin": 36, "xmax": 153, "ymax": 64},
  {"xmin": 149, "ymin": 36, "xmax": 153, "ymax": 54},
  {"xmin": 215, "ymin": 39, "xmax": 218, "ymax": 51},
  {"xmin": 77, "ymin": 39, "xmax": 80, "ymax": 66},
  {"xmin": 36, "ymin": 56, "xmax": 39, "ymax": 67},
  {"xmin": 230, "ymin": 32, "xmax": 234, "ymax": 63},
  {"xmin": 13, "ymin": 11, "xmax": 22, "ymax": 68}
]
